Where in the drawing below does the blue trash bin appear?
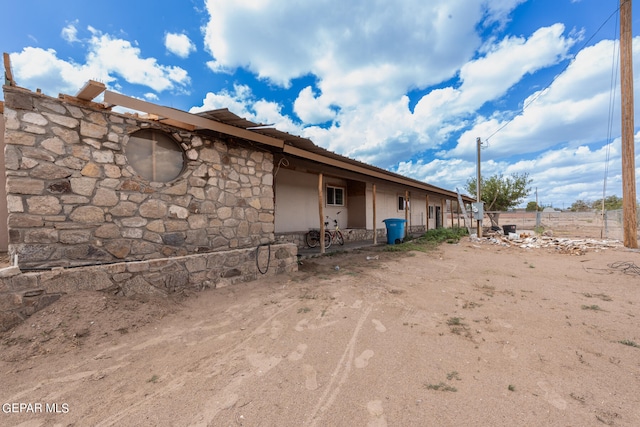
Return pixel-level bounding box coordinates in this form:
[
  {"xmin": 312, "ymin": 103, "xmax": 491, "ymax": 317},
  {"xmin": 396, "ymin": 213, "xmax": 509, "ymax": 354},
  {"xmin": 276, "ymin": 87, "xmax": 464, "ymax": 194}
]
[{"xmin": 383, "ymin": 218, "xmax": 406, "ymax": 244}]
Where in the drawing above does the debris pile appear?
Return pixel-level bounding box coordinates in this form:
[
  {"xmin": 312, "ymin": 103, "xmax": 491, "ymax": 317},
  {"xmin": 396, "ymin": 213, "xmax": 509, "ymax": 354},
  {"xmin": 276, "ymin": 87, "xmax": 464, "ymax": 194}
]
[{"xmin": 471, "ymin": 233, "xmax": 622, "ymax": 255}]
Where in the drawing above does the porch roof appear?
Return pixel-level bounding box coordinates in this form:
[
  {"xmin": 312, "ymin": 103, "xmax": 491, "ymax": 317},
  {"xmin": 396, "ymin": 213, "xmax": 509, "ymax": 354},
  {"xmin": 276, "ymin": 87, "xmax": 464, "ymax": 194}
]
[
  {"xmin": 198, "ymin": 108, "xmax": 471, "ymax": 202},
  {"xmin": 98, "ymin": 89, "xmax": 471, "ymax": 202}
]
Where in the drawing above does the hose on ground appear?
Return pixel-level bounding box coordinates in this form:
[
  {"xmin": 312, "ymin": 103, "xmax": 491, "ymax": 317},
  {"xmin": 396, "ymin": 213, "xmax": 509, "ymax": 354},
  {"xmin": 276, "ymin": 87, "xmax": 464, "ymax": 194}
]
[{"xmin": 256, "ymin": 242, "xmax": 271, "ymax": 275}]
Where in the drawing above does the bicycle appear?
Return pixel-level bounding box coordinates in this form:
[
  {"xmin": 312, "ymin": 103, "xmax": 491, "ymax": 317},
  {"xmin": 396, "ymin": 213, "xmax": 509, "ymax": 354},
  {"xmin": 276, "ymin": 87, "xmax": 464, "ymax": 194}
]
[
  {"xmin": 304, "ymin": 213, "xmax": 345, "ymax": 248},
  {"xmin": 305, "ymin": 224, "xmax": 331, "ymax": 248},
  {"xmin": 327, "ymin": 216, "xmax": 344, "ymax": 246}
]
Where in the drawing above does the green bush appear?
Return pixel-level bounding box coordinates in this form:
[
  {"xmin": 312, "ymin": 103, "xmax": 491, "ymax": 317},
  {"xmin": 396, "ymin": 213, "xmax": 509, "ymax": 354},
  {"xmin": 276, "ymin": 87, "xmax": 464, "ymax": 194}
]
[
  {"xmin": 423, "ymin": 227, "xmax": 468, "ymax": 243},
  {"xmin": 384, "ymin": 227, "xmax": 468, "ymax": 253}
]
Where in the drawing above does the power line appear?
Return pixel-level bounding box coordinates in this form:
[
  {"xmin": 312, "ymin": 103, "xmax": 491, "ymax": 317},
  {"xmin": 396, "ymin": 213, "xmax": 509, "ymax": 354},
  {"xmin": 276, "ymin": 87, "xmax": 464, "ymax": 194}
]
[
  {"xmin": 602, "ymin": 7, "xmax": 620, "ymax": 229},
  {"xmin": 486, "ymin": 2, "xmax": 625, "ymax": 142}
]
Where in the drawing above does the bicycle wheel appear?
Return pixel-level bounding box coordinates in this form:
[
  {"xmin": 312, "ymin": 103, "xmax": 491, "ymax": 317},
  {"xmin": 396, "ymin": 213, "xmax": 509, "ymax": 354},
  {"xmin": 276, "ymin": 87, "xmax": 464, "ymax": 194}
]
[
  {"xmin": 305, "ymin": 230, "xmax": 319, "ymax": 248},
  {"xmin": 324, "ymin": 231, "xmax": 332, "ymax": 249},
  {"xmin": 336, "ymin": 230, "xmax": 344, "ymax": 245}
]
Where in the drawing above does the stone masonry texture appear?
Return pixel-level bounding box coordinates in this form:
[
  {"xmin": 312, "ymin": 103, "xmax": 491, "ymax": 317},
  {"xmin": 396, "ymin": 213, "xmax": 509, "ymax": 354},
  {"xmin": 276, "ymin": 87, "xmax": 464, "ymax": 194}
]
[
  {"xmin": 1, "ymin": 87, "xmax": 298, "ymax": 331},
  {"xmin": 4, "ymin": 87, "xmax": 278, "ymax": 269},
  {"xmin": 0, "ymin": 243, "xmax": 298, "ymax": 332}
]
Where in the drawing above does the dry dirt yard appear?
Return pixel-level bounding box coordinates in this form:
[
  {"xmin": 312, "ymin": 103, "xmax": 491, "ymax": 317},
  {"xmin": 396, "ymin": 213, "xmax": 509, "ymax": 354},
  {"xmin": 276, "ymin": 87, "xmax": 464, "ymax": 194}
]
[{"xmin": 1, "ymin": 232, "xmax": 639, "ymax": 427}]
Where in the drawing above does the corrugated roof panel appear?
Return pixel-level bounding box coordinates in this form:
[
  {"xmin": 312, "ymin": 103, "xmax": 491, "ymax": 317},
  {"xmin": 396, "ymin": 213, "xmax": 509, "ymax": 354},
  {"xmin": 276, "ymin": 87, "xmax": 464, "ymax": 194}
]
[{"xmin": 195, "ymin": 108, "xmax": 469, "ymax": 200}]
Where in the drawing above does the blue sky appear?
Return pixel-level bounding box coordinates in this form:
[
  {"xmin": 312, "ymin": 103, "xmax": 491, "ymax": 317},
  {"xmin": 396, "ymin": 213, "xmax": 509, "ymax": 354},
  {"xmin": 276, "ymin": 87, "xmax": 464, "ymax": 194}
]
[{"xmin": 2, "ymin": 0, "xmax": 639, "ymax": 209}]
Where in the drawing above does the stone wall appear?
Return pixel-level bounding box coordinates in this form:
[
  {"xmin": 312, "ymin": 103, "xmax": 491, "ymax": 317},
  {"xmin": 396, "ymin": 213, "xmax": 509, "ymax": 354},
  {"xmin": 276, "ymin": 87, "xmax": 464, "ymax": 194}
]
[
  {"xmin": 3, "ymin": 87, "xmax": 276, "ymax": 269},
  {"xmin": 276, "ymin": 226, "xmax": 425, "ymax": 248},
  {"xmin": 0, "ymin": 243, "xmax": 298, "ymax": 332}
]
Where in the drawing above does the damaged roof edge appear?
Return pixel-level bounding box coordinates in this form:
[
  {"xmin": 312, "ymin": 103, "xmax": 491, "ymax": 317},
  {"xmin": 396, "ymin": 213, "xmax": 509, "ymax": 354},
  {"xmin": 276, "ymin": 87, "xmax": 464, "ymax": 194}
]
[
  {"xmin": 74, "ymin": 87, "xmax": 471, "ymax": 201},
  {"xmin": 103, "ymin": 91, "xmax": 285, "ymax": 149}
]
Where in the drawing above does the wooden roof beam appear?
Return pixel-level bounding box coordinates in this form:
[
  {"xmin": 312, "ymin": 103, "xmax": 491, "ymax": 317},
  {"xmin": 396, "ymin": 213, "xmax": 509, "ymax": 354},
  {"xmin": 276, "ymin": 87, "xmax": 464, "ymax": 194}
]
[
  {"xmin": 76, "ymin": 80, "xmax": 106, "ymax": 101},
  {"xmin": 158, "ymin": 118, "xmax": 196, "ymax": 131},
  {"xmin": 3, "ymin": 53, "xmax": 16, "ymax": 87},
  {"xmin": 103, "ymin": 90, "xmax": 285, "ymax": 149},
  {"xmin": 101, "ymin": 89, "xmax": 469, "ymax": 201}
]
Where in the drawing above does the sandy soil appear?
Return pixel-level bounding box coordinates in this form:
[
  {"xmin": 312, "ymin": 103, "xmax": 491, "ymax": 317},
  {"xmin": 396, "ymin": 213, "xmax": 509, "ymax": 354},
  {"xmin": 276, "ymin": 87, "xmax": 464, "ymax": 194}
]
[{"xmin": 1, "ymin": 231, "xmax": 639, "ymax": 426}]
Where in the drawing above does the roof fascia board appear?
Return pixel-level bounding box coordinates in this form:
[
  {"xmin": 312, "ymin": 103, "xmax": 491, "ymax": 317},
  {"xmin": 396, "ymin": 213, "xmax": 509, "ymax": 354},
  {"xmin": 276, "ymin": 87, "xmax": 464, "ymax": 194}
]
[
  {"xmin": 103, "ymin": 90, "xmax": 285, "ymax": 149},
  {"xmin": 102, "ymin": 90, "xmax": 471, "ymax": 201},
  {"xmin": 283, "ymin": 144, "xmax": 450, "ymax": 195},
  {"xmin": 158, "ymin": 118, "xmax": 196, "ymax": 131}
]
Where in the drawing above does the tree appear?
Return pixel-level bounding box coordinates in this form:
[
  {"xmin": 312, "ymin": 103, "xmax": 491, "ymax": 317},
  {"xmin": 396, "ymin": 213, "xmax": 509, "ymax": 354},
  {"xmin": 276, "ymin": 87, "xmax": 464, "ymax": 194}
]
[
  {"xmin": 526, "ymin": 201, "xmax": 541, "ymax": 212},
  {"xmin": 591, "ymin": 195, "xmax": 623, "ymax": 211},
  {"xmin": 569, "ymin": 199, "xmax": 592, "ymax": 212},
  {"xmin": 466, "ymin": 173, "xmax": 532, "ymax": 227}
]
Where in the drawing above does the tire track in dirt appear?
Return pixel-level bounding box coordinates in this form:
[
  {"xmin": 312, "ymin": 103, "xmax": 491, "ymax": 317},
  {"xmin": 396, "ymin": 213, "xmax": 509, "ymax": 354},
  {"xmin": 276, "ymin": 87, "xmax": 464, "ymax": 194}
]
[
  {"xmin": 92, "ymin": 297, "xmax": 301, "ymax": 427},
  {"xmin": 306, "ymin": 303, "xmax": 373, "ymax": 427}
]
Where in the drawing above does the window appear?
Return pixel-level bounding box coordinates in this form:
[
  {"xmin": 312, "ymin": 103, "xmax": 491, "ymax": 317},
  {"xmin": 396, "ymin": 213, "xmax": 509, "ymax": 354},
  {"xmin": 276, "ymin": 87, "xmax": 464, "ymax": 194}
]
[
  {"xmin": 326, "ymin": 186, "xmax": 345, "ymax": 206},
  {"xmin": 428, "ymin": 206, "xmax": 434, "ymax": 219},
  {"xmin": 126, "ymin": 129, "xmax": 185, "ymax": 182},
  {"xmin": 398, "ymin": 195, "xmax": 405, "ymax": 211}
]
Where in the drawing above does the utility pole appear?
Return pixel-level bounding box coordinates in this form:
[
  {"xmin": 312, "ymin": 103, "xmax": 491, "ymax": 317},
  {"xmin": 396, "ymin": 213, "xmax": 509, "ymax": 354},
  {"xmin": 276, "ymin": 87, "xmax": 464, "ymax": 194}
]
[
  {"xmin": 535, "ymin": 187, "xmax": 541, "ymax": 229},
  {"xmin": 476, "ymin": 137, "xmax": 483, "ymax": 237},
  {"xmin": 620, "ymin": 0, "xmax": 638, "ymax": 248}
]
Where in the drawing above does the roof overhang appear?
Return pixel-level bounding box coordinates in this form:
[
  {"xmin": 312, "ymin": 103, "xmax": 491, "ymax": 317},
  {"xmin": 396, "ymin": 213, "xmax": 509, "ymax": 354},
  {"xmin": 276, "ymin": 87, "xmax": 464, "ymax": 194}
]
[{"xmin": 98, "ymin": 89, "xmax": 472, "ymax": 202}]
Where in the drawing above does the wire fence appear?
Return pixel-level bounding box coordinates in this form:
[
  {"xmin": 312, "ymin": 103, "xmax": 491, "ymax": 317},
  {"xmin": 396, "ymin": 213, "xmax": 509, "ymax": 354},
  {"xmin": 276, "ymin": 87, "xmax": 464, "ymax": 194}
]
[{"xmin": 474, "ymin": 210, "xmax": 632, "ymax": 240}]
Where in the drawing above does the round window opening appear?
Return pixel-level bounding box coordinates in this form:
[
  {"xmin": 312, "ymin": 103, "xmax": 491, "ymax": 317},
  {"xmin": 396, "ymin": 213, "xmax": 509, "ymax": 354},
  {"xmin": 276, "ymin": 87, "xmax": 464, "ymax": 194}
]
[{"xmin": 126, "ymin": 129, "xmax": 185, "ymax": 182}]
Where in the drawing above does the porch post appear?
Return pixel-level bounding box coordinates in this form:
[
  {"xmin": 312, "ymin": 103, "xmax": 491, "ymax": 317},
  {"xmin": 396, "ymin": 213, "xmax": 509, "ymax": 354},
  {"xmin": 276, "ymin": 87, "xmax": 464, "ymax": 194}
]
[
  {"xmin": 372, "ymin": 183, "xmax": 377, "ymax": 244},
  {"xmin": 425, "ymin": 194, "xmax": 430, "ymax": 231},
  {"xmin": 405, "ymin": 190, "xmax": 409, "ymax": 238},
  {"xmin": 318, "ymin": 173, "xmax": 325, "ymax": 253},
  {"xmin": 451, "ymin": 200, "xmax": 455, "ymax": 228},
  {"xmin": 441, "ymin": 198, "xmax": 445, "ymax": 228}
]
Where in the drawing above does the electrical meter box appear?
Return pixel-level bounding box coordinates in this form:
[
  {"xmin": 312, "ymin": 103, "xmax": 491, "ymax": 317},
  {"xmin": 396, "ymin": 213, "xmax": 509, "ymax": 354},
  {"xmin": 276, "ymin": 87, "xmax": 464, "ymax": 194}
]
[{"xmin": 471, "ymin": 202, "xmax": 484, "ymax": 220}]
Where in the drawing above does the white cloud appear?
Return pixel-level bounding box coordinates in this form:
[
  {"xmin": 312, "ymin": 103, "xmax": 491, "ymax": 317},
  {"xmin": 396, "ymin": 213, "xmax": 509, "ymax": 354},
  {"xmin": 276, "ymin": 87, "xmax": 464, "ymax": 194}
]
[
  {"xmin": 483, "ymin": 0, "xmax": 527, "ymax": 28},
  {"xmin": 394, "ymin": 140, "xmax": 625, "ymax": 207},
  {"xmin": 293, "ymin": 86, "xmax": 336, "ymax": 124},
  {"xmin": 86, "ymin": 28, "xmax": 190, "ymax": 92},
  {"xmin": 11, "ymin": 47, "xmax": 89, "ymax": 96},
  {"xmin": 432, "ymin": 130, "xmax": 636, "ymax": 209},
  {"xmin": 190, "ymin": 84, "xmax": 301, "ymax": 134},
  {"xmin": 200, "ymin": 0, "xmax": 575, "ymax": 170},
  {"xmin": 448, "ymin": 37, "xmax": 640, "ymax": 161},
  {"xmin": 295, "ymin": 23, "xmax": 576, "ymax": 169},
  {"xmin": 165, "ymin": 32, "xmax": 196, "ymax": 58},
  {"xmin": 189, "ymin": 1, "xmax": 630, "ymax": 207},
  {"xmin": 202, "ymin": 0, "xmax": 524, "ymax": 105},
  {"xmin": 10, "ymin": 26, "xmax": 191, "ymax": 98},
  {"xmin": 190, "ymin": 84, "xmax": 255, "ymax": 116},
  {"xmin": 61, "ymin": 22, "xmax": 80, "ymax": 43},
  {"xmin": 456, "ymin": 24, "xmax": 573, "ymax": 110}
]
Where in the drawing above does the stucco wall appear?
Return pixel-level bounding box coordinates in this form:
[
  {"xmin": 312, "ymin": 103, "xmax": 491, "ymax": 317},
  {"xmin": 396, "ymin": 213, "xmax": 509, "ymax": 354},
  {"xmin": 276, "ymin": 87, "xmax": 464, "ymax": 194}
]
[
  {"xmin": 3, "ymin": 87, "xmax": 276, "ymax": 269},
  {"xmin": 274, "ymin": 168, "xmax": 319, "ymax": 232},
  {"xmin": 274, "ymin": 168, "xmax": 349, "ymax": 232},
  {"xmin": 365, "ymin": 184, "xmax": 450, "ymax": 231}
]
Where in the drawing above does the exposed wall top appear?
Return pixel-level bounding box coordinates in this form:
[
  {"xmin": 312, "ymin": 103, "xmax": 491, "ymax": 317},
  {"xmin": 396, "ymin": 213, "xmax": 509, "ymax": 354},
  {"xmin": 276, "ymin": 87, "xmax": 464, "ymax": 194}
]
[
  {"xmin": 99, "ymin": 89, "xmax": 473, "ymax": 202},
  {"xmin": 3, "ymin": 86, "xmax": 276, "ymax": 269}
]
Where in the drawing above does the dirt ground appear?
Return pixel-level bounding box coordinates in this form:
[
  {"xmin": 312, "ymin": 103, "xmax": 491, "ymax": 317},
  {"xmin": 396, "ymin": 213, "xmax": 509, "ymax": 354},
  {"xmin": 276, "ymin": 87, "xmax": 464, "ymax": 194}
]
[{"xmin": 1, "ymin": 226, "xmax": 639, "ymax": 426}]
